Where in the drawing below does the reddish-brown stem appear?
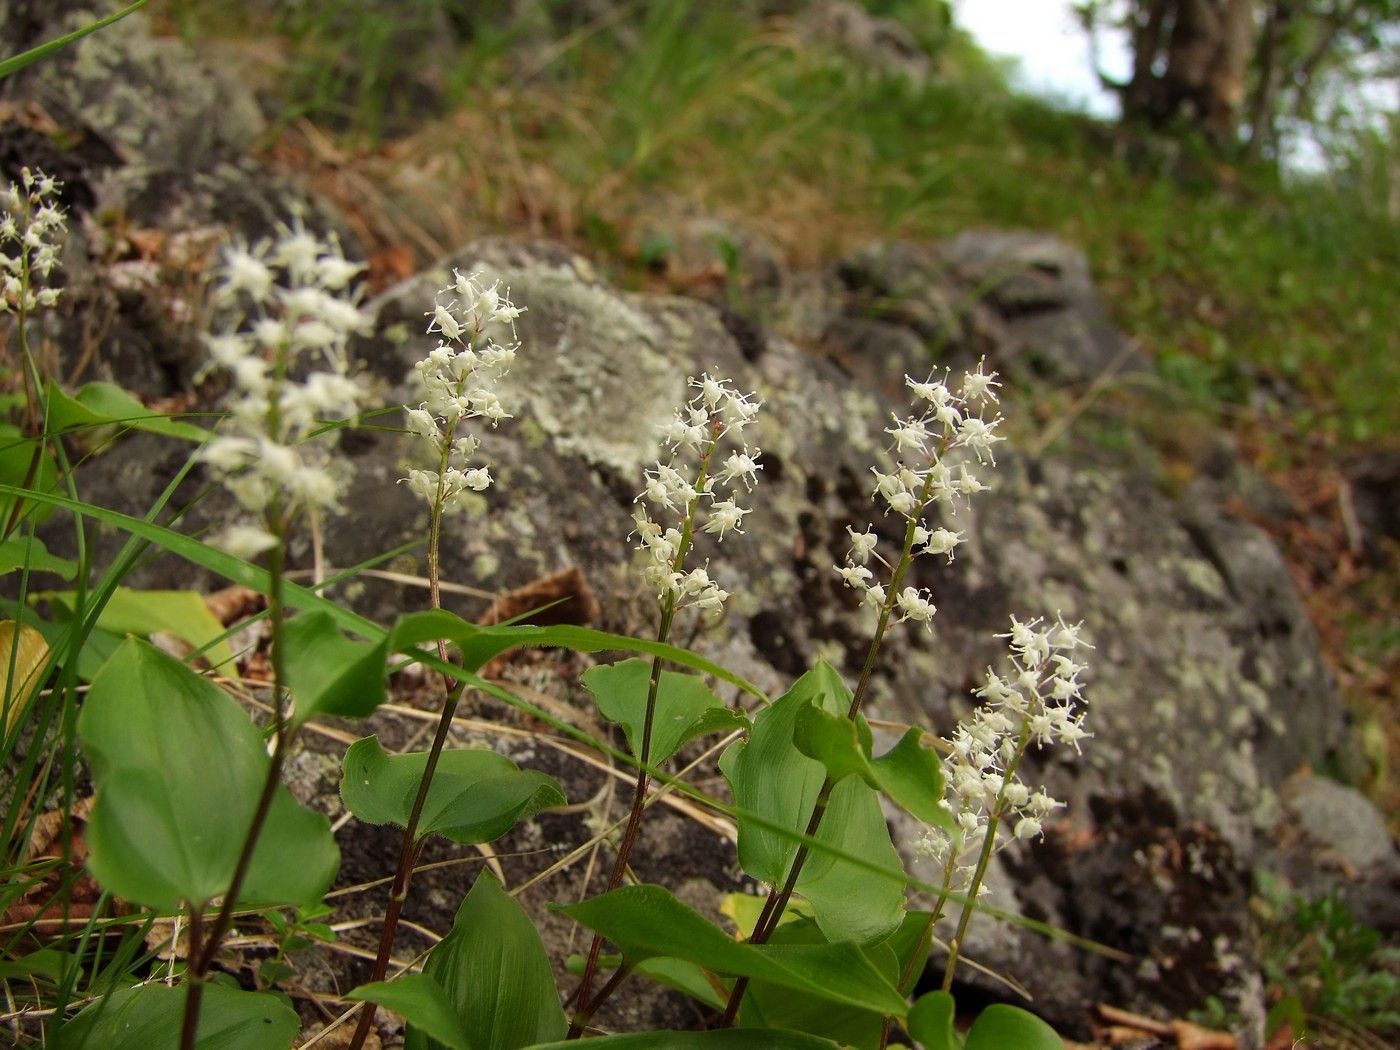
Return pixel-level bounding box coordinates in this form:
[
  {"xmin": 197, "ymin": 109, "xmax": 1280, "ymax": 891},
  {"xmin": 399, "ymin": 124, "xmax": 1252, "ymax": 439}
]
[
  {"xmin": 721, "ymin": 484, "xmax": 931, "ymax": 1026},
  {"xmin": 348, "ymin": 482, "xmax": 462, "ymax": 1050},
  {"xmin": 181, "ymin": 527, "xmax": 293, "ymax": 1050},
  {"xmin": 568, "ymin": 609, "xmax": 672, "ymax": 1037},
  {"xmin": 569, "ymin": 429, "xmax": 721, "ymax": 1033}
]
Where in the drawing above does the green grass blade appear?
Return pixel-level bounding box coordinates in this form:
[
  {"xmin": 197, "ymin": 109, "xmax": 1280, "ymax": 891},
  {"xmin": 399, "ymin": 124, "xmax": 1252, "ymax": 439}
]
[{"xmin": 0, "ymin": 0, "xmax": 154, "ymax": 80}]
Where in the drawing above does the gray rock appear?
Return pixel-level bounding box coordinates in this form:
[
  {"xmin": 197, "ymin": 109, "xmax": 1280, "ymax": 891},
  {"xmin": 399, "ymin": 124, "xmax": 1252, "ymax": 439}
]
[
  {"xmin": 10, "ymin": 3, "xmax": 265, "ymax": 169},
  {"xmin": 936, "ymin": 230, "xmax": 1152, "ymax": 380},
  {"xmin": 1282, "ymin": 772, "xmax": 1397, "ymax": 872},
  {"xmin": 797, "ymin": 0, "xmax": 934, "ymax": 86},
  {"xmin": 38, "ymin": 232, "xmax": 1352, "ymax": 1045}
]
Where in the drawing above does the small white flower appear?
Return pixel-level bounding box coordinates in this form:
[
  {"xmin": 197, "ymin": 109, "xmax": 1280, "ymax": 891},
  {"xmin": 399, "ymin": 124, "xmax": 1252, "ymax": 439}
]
[
  {"xmin": 962, "ymin": 359, "xmax": 1001, "ymax": 404},
  {"xmin": 905, "ymin": 373, "xmax": 950, "ymax": 404},
  {"xmin": 846, "ymin": 526, "xmax": 878, "ymax": 564},
  {"xmin": 429, "ymin": 302, "xmax": 463, "ymax": 341},
  {"xmin": 216, "ymin": 524, "xmax": 281, "ymax": 560},
  {"xmin": 402, "ymin": 272, "xmax": 522, "ymax": 511},
  {"xmin": 924, "ymin": 612, "xmax": 1091, "ymax": 896},
  {"xmin": 922, "ymin": 527, "xmax": 963, "ymax": 559},
  {"xmin": 861, "ymin": 582, "xmax": 887, "ymax": 613},
  {"xmin": 895, "ymin": 586, "xmax": 936, "ymax": 626},
  {"xmin": 1027, "ymin": 792, "xmax": 1064, "ymax": 817},
  {"xmin": 716, "ymin": 451, "xmax": 762, "ymax": 490},
  {"xmin": 406, "ymin": 407, "xmax": 440, "ymax": 440},
  {"xmin": 702, "ymin": 500, "xmax": 747, "ymax": 539},
  {"xmin": 886, "ymin": 415, "xmax": 930, "ymax": 455},
  {"xmin": 631, "ymin": 374, "xmax": 761, "ymax": 614},
  {"xmin": 0, "ymin": 168, "xmax": 66, "ymax": 314},
  {"xmin": 271, "ymin": 226, "xmax": 322, "ymax": 280},
  {"xmin": 1014, "ymin": 817, "xmax": 1043, "ymax": 840},
  {"xmin": 956, "ymin": 416, "xmax": 1003, "ymax": 462},
  {"xmin": 220, "ymin": 247, "xmax": 275, "ymax": 303},
  {"xmin": 836, "ymin": 564, "xmax": 873, "ymax": 588},
  {"xmin": 201, "ymin": 225, "xmax": 368, "ymax": 541}
]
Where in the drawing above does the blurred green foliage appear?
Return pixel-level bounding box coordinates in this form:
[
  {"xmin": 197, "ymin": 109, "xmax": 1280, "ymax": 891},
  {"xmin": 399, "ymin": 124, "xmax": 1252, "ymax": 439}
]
[{"xmin": 157, "ymin": 0, "xmax": 1398, "ymax": 446}]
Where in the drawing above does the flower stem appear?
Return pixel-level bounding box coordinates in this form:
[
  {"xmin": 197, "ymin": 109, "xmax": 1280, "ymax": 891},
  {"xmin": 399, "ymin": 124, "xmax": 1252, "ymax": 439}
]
[
  {"xmin": 721, "ymin": 488, "xmax": 930, "ymax": 1025},
  {"xmin": 941, "ymin": 724, "xmax": 1030, "ymax": 991},
  {"xmin": 181, "ymin": 513, "xmax": 292, "ymax": 1050},
  {"xmin": 568, "ymin": 435, "xmax": 720, "ymax": 1035},
  {"xmin": 568, "ymin": 607, "xmax": 673, "ymax": 1036},
  {"xmin": 348, "ymin": 492, "xmax": 463, "ymax": 1050}
]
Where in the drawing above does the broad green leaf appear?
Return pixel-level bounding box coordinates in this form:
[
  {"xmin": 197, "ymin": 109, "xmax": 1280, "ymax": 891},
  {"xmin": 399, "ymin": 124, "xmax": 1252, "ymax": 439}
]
[
  {"xmin": 44, "ymin": 586, "xmax": 235, "ymax": 672},
  {"xmin": 524, "ymin": 1032, "xmax": 844, "ymax": 1049},
  {"xmin": 742, "ymin": 917, "xmax": 898, "ymax": 1048},
  {"xmin": 350, "ymin": 975, "xmax": 469, "ymax": 1050},
  {"xmin": 795, "ymin": 713, "xmax": 953, "ymax": 836},
  {"xmin": 239, "ymin": 786, "xmax": 340, "ymax": 908},
  {"xmin": 963, "ymin": 1004, "xmax": 1064, "ymax": 1050},
  {"xmin": 0, "ymin": 947, "xmax": 74, "ymax": 983},
  {"xmin": 340, "ymin": 736, "xmax": 565, "ymax": 844},
  {"xmin": 719, "ymin": 662, "xmax": 851, "ymax": 884},
  {"xmin": 719, "ymin": 892, "xmax": 811, "ymax": 939},
  {"xmin": 281, "ymin": 611, "xmax": 388, "ymax": 725},
  {"xmin": 584, "ymin": 658, "xmax": 745, "ymax": 764},
  {"xmin": 53, "ymin": 980, "xmax": 296, "ymax": 1050},
  {"xmin": 745, "ymin": 911, "xmax": 939, "ymax": 1048},
  {"xmin": 46, "ymin": 380, "xmax": 210, "ymax": 442},
  {"xmin": 870, "ymin": 729, "xmax": 953, "ymax": 832},
  {"xmin": 907, "ymin": 991, "xmax": 957, "ymax": 1050},
  {"xmin": 0, "ymin": 424, "xmax": 57, "ymax": 526},
  {"xmin": 635, "ymin": 957, "xmax": 728, "ymax": 1011},
  {"xmin": 720, "ymin": 661, "xmax": 904, "ymax": 944},
  {"xmin": 79, "ymin": 638, "xmax": 337, "ymax": 910},
  {"xmin": 389, "ymin": 609, "xmax": 765, "ymax": 698},
  {"xmin": 553, "ymin": 884, "xmax": 907, "ymax": 1017},
  {"xmin": 405, "ymin": 872, "xmax": 566, "ymax": 1050},
  {"xmin": 797, "ymin": 775, "xmax": 905, "ymax": 944},
  {"xmin": 792, "ymin": 702, "xmax": 874, "ymax": 784},
  {"xmin": 0, "ymin": 535, "xmax": 76, "ymax": 578},
  {"xmin": 523, "ymin": 1030, "xmax": 840, "ymax": 1047}
]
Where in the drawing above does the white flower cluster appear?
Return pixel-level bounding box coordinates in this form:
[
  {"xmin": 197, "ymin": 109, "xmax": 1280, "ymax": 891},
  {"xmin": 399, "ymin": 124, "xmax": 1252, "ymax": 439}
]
[
  {"xmin": 835, "ymin": 360, "xmax": 1002, "ymax": 627},
  {"xmin": 632, "ymin": 374, "xmax": 761, "ymax": 612},
  {"xmin": 199, "ymin": 225, "xmax": 370, "ymax": 559},
  {"xmin": 1, "ymin": 168, "xmax": 65, "ymax": 313},
  {"xmin": 401, "ymin": 269, "xmax": 523, "ymax": 509},
  {"xmin": 917, "ymin": 614, "xmax": 1091, "ymax": 892}
]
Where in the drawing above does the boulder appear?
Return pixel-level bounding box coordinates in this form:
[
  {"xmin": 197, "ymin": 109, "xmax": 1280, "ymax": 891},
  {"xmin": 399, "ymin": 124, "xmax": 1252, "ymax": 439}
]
[
  {"xmin": 37, "ymin": 233, "xmax": 1361, "ymax": 1043},
  {"xmin": 5, "ymin": 8, "xmax": 1383, "ymax": 1043}
]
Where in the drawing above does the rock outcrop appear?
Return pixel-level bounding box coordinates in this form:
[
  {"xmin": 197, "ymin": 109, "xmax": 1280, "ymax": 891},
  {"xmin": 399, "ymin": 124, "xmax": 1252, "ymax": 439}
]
[{"xmin": 5, "ymin": 4, "xmax": 1391, "ymax": 1046}]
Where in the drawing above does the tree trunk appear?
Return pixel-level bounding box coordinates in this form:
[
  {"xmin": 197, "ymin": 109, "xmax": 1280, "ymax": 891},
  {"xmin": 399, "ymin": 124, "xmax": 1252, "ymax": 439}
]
[
  {"xmin": 1123, "ymin": 0, "xmax": 1174, "ymax": 124},
  {"xmin": 1120, "ymin": 0, "xmax": 1257, "ymax": 145},
  {"xmin": 1207, "ymin": 0, "xmax": 1256, "ymax": 141}
]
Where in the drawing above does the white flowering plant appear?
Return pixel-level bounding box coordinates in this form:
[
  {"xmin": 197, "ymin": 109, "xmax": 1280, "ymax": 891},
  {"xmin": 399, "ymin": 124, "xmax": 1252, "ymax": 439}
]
[{"xmin": 2, "ymin": 180, "xmax": 1094, "ymax": 1050}]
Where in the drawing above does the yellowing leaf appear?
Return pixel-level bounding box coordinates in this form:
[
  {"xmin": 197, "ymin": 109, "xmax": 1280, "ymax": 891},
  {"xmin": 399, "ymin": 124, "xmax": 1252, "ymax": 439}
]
[{"xmin": 1, "ymin": 620, "xmax": 50, "ymax": 735}]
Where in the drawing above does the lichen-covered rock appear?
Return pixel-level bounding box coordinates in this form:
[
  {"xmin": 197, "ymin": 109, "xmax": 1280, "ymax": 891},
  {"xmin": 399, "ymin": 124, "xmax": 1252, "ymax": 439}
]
[
  {"xmin": 33, "ymin": 226, "xmax": 1362, "ymax": 1044},
  {"xmin": 7, "ymin": 2, "xmax": 265, "ymax": 170}
]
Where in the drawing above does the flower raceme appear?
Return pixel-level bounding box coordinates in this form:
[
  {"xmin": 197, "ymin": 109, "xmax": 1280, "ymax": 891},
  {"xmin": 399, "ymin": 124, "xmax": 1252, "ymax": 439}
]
[
  {"xmin": 835, "ymin": 360, "xmax": 1002, "ymax": 628},
  {"xmin": 918, "ymin": 613, "xmax": 1092, "ymax": 892},
  {"xmin": 401, "ymin": 269, "xmax": 523, "ymax": 511},
  {"xmin": 632, "ymin": 374, "xmax": 762, "ymax": 613},
  {"xmin": 0, "ymin": 168, "xmax": 66, "ymax": 314},
  {"xmin": 198, "ymin": 225, "xmax": 371, "ymax": 558}
]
